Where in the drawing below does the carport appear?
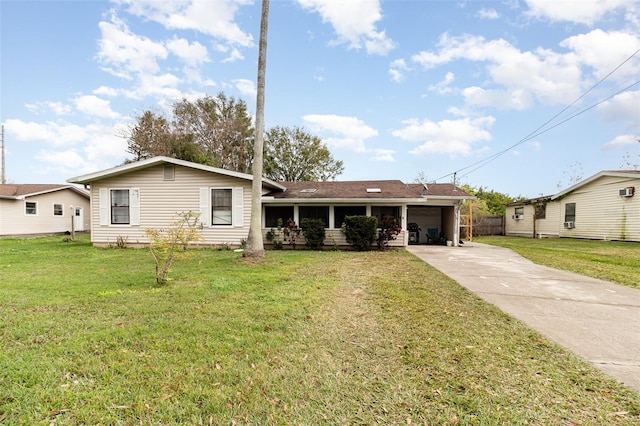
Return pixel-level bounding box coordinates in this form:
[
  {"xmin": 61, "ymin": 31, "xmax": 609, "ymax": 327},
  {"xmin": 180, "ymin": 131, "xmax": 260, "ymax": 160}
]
[{"xmin": 407, "ymin": 205, "xmax": 457, "ymax": 245}]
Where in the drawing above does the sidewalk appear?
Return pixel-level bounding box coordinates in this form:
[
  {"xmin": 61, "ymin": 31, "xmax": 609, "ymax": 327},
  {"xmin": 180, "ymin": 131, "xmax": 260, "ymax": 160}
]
[{"xmin": 406, "ymin": 242, "xmax": 640, "ymax": 393}]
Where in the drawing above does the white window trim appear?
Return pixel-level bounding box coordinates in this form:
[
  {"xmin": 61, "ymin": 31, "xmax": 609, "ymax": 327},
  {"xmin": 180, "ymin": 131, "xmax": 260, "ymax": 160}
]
[
  {"xmin": 99, "ymin": 187, "xmax": 140, "ymax": 227},
  {"xmin": 211, "ymin": 187, "xmax": 234, "ymax": 227},
  {"xmin": 25, "ymin": 200, "xmax": 38, "ymax": 216},
  {"xmin": 53, "ymin": 203, "xmax": 64, "ymax": 216},
  {"xmin": 200, "ymin": 186, "xmax": 244, "ymax": 228}
]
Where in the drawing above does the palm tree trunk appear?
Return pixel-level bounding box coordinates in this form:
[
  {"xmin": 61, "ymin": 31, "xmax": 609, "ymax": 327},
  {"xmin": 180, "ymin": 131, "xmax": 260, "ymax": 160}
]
[{"xmin": 244, "ymin": 0, "xmax": 269, "ymax": 258}]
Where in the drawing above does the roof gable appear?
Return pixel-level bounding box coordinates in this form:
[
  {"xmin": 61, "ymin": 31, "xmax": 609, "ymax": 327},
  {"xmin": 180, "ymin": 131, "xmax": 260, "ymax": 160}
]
[
  {"xmin": 552, "ymin": 170, "xmax": 640, "ymax": 200},
  {"xmin": 67, "ymin": 156, "xmax": 285, "ymax": 191}
]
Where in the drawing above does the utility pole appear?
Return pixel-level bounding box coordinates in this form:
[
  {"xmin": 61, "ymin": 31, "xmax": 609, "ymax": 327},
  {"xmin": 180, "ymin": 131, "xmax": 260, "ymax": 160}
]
[{"xmin": 1, "ymin": 125, "xmax": 6, "ymax": 184}]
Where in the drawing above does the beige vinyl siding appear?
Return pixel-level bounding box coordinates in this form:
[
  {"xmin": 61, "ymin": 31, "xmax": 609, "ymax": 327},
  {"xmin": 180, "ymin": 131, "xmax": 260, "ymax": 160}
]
[
  {"xmin": 0, "ymin": 190, "xmax": 89, "ymax": 236},
  {"xmin": 505, "ymin": 204, "xmax": 535, "ymax": 237},
  {"xmin": 90, "ymin": 164, "xmax": 253, "ymax": 246},
  {"xmin": 557, "ymin": 176, "xmax": 640, "ymax": 241},
  {"xmin": 534, "ymin": 201, "xmax": 561, "ymax": 238}
]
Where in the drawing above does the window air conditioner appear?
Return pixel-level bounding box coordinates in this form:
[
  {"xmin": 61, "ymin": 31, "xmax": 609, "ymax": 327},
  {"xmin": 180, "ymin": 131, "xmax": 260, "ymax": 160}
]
[
  {"xmin": 619, "ymin": 187, "xmax": 635, "ymax": 197},
  {"xmin": 564, "ymin": 221, "xmax": 575, "ymax": 229},
  {"xmin": 512, "ymin": 214, "xmax": 524, "ymax": 220}
]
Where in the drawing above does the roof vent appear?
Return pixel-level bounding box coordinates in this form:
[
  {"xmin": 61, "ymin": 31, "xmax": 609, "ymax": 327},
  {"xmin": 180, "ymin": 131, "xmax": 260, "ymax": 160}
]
[{"xmin": 366, "ymin": 188, "xmax": 381, "ymax": 193}]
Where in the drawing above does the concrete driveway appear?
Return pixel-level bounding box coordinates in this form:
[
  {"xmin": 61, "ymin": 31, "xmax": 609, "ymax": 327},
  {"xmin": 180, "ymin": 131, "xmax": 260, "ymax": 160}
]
[{"xmin": 407, "ymin": 242, "xmax": 640, "ymax": 393}]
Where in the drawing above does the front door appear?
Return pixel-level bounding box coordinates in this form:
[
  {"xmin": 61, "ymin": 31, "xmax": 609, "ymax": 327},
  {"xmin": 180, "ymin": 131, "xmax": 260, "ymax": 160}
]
[{"xmin": 74, "ymin": 207, "xmax": 84, "ymax": 232}]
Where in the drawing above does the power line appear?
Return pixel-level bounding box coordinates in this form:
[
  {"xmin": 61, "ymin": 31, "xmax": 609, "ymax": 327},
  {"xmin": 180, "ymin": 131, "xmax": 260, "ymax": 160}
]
[{"xmin": 433, "ymin": 47, "xmax": 640, "ymax": 183}]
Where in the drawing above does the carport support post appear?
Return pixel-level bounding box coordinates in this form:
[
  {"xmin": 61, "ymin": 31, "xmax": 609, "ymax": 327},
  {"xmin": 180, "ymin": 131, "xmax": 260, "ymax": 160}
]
[{"xmin": 453, "ymin": 202, "xmax": 461, "ymax": 247}]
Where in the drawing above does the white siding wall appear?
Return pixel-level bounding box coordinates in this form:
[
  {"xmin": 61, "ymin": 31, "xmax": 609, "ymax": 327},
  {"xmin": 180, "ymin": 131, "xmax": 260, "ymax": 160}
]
[
  {"xmin": 504, "ymin": 205, "xmax": 535, "ymax": 237},
  {"xmin": 535, "ymin": 201, "xmax": 561, "ymax": 238},
  {"xmin": 89, "ymin": 165, "xmax": 253, "ymax": 247},
  {"xmin": 557, "ymin": 176, "xmax": 640, "ymax": 241},
  {"xmin": 0, "ymin": 190, "xmax": 90, "ymax": 236}
]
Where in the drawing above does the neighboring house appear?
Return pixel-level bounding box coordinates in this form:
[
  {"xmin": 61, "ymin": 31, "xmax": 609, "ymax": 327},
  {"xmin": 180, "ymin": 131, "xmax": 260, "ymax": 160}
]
[
  {"xmin": 505, "ymin": 170, "xmax": 640, "ymax": 241},
  {"xmin": 0, "ymin": 184, "xmax": 90, "ymax": 237},
  {"xmin": 67, "ymin": 156, "xmax": 474, "ymax": 248}
]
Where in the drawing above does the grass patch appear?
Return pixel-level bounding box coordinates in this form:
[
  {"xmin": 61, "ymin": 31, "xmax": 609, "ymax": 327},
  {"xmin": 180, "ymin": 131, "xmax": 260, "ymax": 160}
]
[
  {"xmin": 474, "ymin": 236, "xmax": 640, "ymax": 289},
  {"xmin": 1, "ymin": 235, "xmax": 639, "ymax": 424}
]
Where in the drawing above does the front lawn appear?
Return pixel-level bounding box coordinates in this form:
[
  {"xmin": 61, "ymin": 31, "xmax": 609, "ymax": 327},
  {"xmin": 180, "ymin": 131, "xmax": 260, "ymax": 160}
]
[
  {"xmin": 1, "ymin": 235, "xmax": 638, "ymax": 424},
  {"xmin": 474, "ymin": 236, "xmax": 640, "ymax": 289}
]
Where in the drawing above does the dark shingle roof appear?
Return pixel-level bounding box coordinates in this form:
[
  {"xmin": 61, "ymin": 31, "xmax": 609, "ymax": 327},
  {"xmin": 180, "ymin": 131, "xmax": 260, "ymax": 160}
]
[{"xmin": 268, "ymin": 180, "xmax": 472, "ymax": 200}]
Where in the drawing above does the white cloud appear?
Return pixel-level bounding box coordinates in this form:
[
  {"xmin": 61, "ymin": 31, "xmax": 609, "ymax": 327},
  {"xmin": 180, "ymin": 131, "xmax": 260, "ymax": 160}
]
[
  {"xmin": 221, "ymin": 47, "xmax": 244, "ymax": 63},
  {"xmin": 233, "ymin": 79, "xmax": 256, "ymax": 98},
  {"xmin": 297, "ymin": 0, "xmax": 395, "ymax": 55},
  {"xmin": 477, "ymin": 8, "xmax": 500, "ymax": 20},
  {"xmin": 428, "ymin": 72, "xmax": 456, "ymax": 94},
  {"xmin": 25, "ymin": 101, "xmax": 72, "ymax": 116},
  {"xmin": 302, "ymin": 114, "xmax": 378, "ymax": 152},
  {"xmin": 392, "ymin": 116, "xmax": 495, "ymax": 156},
  {"xmin": 4, "ymin": 119, "xmax": 97, "ymax": 147},
  {"xmin": 93, "ymin": 86, "xmax": 119, "ymax": 97},
  {"xmin": 113, "ymin": 0, "xmax": 254, "ymax": 47},
  {"xmin": 525, "ymin": 0, "xmax": 634, "ymax": 25},
  {"xmin": 389, "ymin": 58, "xmax": 410, "ymax": 82},
  {"xmin": 597, "ymin": 90, "xmax": 640, "ymax": 126},
  {"xmin": 560, "ymin": 30, "xmax": 640, "ymax": 82},
  {"xmin": 604, "ymin": 134, "xmax": 638, "ymax": 149},
  {"xmin": 73, "ymin": 95, "xmax": 121, "ymax": 119},
  {"xmin": 411, "ymin": 33, "xmax": 590, "ymax": 109},
  {"xmin": 166, "ymin": 37, "xmax": 209, "ymax": 67},
  {"xmin": 371, "ymin": 148, "xmax": 395, "ymax": 162},
  {"xmin": 96, "ymin": 15, "xmax": 168, "ymax": 78}
]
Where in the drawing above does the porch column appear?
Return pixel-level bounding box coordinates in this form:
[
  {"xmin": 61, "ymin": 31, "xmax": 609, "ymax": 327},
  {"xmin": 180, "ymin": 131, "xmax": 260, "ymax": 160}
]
[{"xmin": 453, "ymin": 202, "xmax": 461, "ymax": 247}]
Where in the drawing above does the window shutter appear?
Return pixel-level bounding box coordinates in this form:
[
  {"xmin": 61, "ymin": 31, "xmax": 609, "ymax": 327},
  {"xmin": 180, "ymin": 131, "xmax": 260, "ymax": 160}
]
[
  {"xmin": 233, "ymin": 187, "xmax": 244, "ymax": 227},
  {"xmin": 130, "ymin": 188, "xmax": 140, "ymax": 225},
  {"xmin": 199, "ymin": 188, "xmax": 209, "ymax": 226},
  {"xmin": 99, "ymin": 188, "xmax": 109, "ymax": 226}
]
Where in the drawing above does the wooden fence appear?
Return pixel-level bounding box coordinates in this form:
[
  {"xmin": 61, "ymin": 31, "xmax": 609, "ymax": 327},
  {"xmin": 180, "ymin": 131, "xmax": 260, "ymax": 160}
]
[{"xmin": 460, "ymin": 215, "xmax": 504, "ymax": 239}]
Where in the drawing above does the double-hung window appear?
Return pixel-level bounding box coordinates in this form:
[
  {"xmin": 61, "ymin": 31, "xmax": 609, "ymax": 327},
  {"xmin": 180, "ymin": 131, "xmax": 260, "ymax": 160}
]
[
  {"xmin": 211, "ymin": 189, "xmax": 232, "ymax": 225},
  {"xmin": 53, "ymin": 203, "xmax": 64, "ymax": 216},
  {"xmin": 25, "ymin": 201, "xmax": 37, "ymax": 215},
  {"xmin": 564, "ymin": 203, "xmax": 576, "ymax": 222},
  {"xmin": 111, "ymin": 189, "xmax": 130, "ymax": 224},
  {"xmin": 99, "ymin": 188, "xmax": 139, "ymax": 226}
]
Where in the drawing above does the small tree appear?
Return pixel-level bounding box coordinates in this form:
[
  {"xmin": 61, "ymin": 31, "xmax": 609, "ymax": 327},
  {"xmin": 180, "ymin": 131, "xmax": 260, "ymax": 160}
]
[
  {"xmin": 341, "ymin": 216, "xmax": 377, "ymax": 251},
  {"xmin": 300, "ymin": 218, "xmax": 326, "ymax": 250},
  {"xmin": 282, "ymin": 218, "xmax": 301, "ymax": 249},
  {"xmin": 377, "ymin": 215, "xmax": 402, "ymax": 249},
  {"xmin": 145, "ymin": 211, "xmax": 202, "ymax": 285}
]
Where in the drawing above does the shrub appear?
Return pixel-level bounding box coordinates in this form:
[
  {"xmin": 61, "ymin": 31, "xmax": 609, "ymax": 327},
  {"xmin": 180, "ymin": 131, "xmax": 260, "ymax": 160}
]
[
  {"xmin": 282, "ymin": 219, "xmax": 301, "ymax": 249},
  {"xmin": 145, "ymin": 211, "xmax": 202, "ymax": 285},
  {"xmin": 341, "ymin": 215, "xmax": 377, "ymax": 251},
  {"xmin": 266, "ymin": 218, "xmax": 284, "ymax": 250},
  {"xmin": 377, "ymin": 215, "xmax": 402, "ymax": 249},
  {"xmin": 300, "ymin": 218, "xmax": 326, "ymax": 250}
]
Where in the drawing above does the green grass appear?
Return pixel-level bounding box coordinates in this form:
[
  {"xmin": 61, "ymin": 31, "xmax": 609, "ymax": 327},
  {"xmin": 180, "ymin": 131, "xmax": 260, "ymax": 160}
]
[
  {"xmin": 1, "ymin": 234, "xmax": 639, "ymax": 424},
  {"xmin": 474, "ymin": 236, "xmax": 640, "ymax": 289}
]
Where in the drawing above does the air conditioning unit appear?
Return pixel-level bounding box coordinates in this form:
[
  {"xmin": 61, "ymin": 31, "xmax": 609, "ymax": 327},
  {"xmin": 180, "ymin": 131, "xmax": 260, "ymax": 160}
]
[
  {"xmin": 619, "ymin": 187, "xmax": 635, "ymax": 197},
  {"xmin": 564, "ymin": 221, "xmax": 575, "ymax": 229},
  {"xmin": 512, "ymin": 214, "xmax": 524, "ymax": 220}
]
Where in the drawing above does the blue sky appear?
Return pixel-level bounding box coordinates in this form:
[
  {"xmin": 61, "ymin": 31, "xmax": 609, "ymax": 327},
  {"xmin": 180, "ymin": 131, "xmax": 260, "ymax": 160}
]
[{"xmin": 1, "ymin": 0, "xmax": 639, "ymax": 198}]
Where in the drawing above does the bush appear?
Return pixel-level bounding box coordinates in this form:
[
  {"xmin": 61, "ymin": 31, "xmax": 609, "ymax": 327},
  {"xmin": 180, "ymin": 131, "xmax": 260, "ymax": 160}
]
[
  {"xmin": 377, "ymin": 215, "xmax": 402, "ymax": 249},
  {"xmin": 300, "ymin": 218, "xmax": 326, "ymax": 250},
  {"xmin": 341, "ymin": 216, "xmax": 378, "ymax": 251}
]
